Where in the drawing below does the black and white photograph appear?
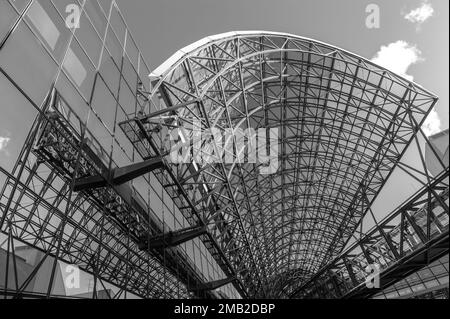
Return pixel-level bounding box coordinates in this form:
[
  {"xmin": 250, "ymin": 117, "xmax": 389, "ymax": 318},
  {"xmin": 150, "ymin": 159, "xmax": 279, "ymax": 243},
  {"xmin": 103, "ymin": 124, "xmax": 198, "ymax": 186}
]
[{"xmin": 0, "ymin": 0, "xmax": 448, "ymax": 314}]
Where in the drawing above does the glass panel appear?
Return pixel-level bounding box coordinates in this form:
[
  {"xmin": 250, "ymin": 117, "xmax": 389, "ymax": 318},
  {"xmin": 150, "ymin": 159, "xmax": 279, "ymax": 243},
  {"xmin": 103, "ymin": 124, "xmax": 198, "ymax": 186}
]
[
  {"xmin": 57, "ymin": 91, "xmax": 88, "ymax": 135},
  {"xmin": 0, "ymin": 1, "xmax": 18, "ymax": 45},
  {"xmin": 55, "ymin": 71, "xmax": 90, "ymax": 128},
  {"xmin": 0, "ymin": 20, "xmax": 58, "ymax": 106},
  {"xmin": 63, "ymin": 38, "xmax": 95, "ymax": 100},
  {"xmin": 115, "ymin": 105, "xmax": 129, "ymax": 123},
  {"xmin": 84, "ymin": 0, "xmax": 108, "ymax": 38},
  {"xmin": 51, "ymin": 0, "xmax": 82, "ymax": 18},
  {"xmin": 26, "ymin": 1, "xmax": 59, "ymax": 50},
  {"xmin": 105, "ymin": 25, "xmax": 123, "ymax": 68},
  {"xmin": 10, "ymin": 0, "xmax": 31, "ymax": 13},
  {"xmin": 114, "ymin": 118, "xmax": 133, "ymax": 160},
  {"xmin": 112, "ymin": 140, "xmax": 129, "ymax": 167},
  {"xmin": 122, "ymin": 55, "xmax": 137, "ymax": 91},
  {"xmin": 91, "ymin": 76, "xmax": 117, "ymax": 132},
  {"xmin": 109, "ymin": 5, "xmax": 126, "ymax": 45},
  {"xmin": 0, "ymin": 72, "xmax": 38, "ymax": 172},
  {"xmin": 86, "ymin": 114, "xmax": 112, "ymax": 165},
  {"xmin": 138, "ymin": 54, "xmax": 150, "ymax": 90},
  {"xmin": 424, "ymin": 279, "xmax": 439, "ymax": 289},
  {"xmin": 99, "ymin": 51, "xmax": 120, "ymax": 97},
  {"xmin": 119, "ymin": 79, "xmax": 136, "ymax": 115},
  {"xmin": 97, "ymin": 0, "xmax": 112, "ymax": 15},
  {"xmin": 25, "ymin": 0, "xmax": 71, "ymax": 62},
  {"xmin": 148, "ymin": 185, "xmax": 163, "ymax": 220},
  {"xmin": 163, "ymin": 202, "xmax": 176, "ymax": 230},
  {"xmin": 74, "ymin": 10, "xmax": 103, "ymax": 67},
  {"xmin": 125, "ymin": 34, "xmax": 139, "ymax": 68}
]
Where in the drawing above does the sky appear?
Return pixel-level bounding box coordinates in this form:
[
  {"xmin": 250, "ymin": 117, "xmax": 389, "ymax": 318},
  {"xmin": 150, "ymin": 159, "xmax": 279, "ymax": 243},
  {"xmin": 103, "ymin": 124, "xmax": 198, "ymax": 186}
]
[{"xmin": 116, "ymin": 0, "xmax": 449, "ymax": 134}]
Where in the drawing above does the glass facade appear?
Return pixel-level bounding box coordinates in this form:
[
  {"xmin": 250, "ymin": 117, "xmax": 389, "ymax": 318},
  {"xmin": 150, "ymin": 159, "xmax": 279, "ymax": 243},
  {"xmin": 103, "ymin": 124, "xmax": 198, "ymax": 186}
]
[
  {"xmin": 373, "ymin": 255, "xmax": 449, "ymax": 299},
  {"xmin": 121, "ymin": 30, "xmax": 442, "ymax": 298},
  {"xmin": 0, "ymin": 0, "xmax": 239, "ymax": 298}
]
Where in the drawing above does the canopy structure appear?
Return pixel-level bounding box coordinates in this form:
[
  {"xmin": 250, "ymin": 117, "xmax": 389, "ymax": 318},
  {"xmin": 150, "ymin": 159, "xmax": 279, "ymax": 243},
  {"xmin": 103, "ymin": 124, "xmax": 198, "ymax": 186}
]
[{"xmin": 120, "ymin": 31, "xmax": 438, "ymax": 297}]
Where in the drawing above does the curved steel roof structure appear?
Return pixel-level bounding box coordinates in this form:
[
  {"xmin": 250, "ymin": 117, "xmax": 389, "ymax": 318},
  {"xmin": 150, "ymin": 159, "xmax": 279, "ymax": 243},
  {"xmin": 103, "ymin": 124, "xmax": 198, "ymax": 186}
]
[{"xmin": 121, "ymin": 31, "xmax": 438, "ymax": 297}]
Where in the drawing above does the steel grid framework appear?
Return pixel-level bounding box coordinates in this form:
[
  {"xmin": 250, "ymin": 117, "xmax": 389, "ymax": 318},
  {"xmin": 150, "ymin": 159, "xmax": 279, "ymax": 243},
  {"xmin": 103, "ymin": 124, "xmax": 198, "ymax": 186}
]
[
  {"xmin": 291, "ymin": 168, "xmax": 449, "ymax": 298},
  {"xmin": 372, "ymin": 254, "xmax": 449, "ymax": 299},
  {"xmin": 0, "ymin": 31, "xmax": 447, "ymax": 299},
  {"xmin": 118, "ymin": 32, "xmax": 443, "ymax": 297},
  {"xmin": 0, "ymin": 89, "xmax": 198, "ymax": 299}
]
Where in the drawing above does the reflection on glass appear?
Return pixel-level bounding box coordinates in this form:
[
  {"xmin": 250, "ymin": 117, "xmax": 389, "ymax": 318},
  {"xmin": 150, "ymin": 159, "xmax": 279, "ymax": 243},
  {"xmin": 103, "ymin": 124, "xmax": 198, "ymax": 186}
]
[
  {"xmin": 84, "ymin": 0, "xmax": 108, "ymax": 37},
  {"xmin": 91, "ymin": 76, "xmax": 116, "ymax": 131},
  {"xmin": 63, "ymin": 48, "xmax": 87, "ymax": 87},
  {"xmin": 0, "ymin": 1, "xmax": 18, "ymax": 44},
  {"xmin": 0, "ymin": 72, "xmax": 38, "ymax": 171},
  {"xmin": 0, "ymin": 21, "xmax": 58, "ymax": 105},
  {"xmin": 75, "ymin": 12, "xmax": 103, "ymax": 67},
  {"xmin": 26, "ymin": 1, "xmax": 60, "ymax": 50}
]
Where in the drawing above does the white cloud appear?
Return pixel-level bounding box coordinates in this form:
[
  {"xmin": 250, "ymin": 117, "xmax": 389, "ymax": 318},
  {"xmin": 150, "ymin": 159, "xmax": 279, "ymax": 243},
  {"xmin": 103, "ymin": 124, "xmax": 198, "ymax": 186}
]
[
  {"xmin": 371, "ymin": 42, "xmax": 441, "ymax": 137},
  {"xmin": 404, "ymin": 1, "xmax": 434, "ymax": 27},
  {"xmin": 0, "ymin": 136, "xmax": 10, "ymax": 152},
  {"xmin": 371, "ymin": 40, "xmax": 423, "ymax": 81},
  {"xmin": 422, "ymin": 108, "xmax": 442, "ymax": 137}
]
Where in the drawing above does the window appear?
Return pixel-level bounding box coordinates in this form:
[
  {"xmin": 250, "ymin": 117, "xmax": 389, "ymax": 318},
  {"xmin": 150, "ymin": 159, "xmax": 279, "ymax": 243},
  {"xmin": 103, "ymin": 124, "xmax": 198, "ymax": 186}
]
[
  {"xmin": 84, "ymin": 0, "xmax": 108, "ymax": 38},
  {"xmin": 110, "ymin": 5, "xmax": 126, "ymax": 46},
  {"xmin": 74, "ymin": 11, "xmax": 103, "ymax": 67},
  {"xmin": 10, "ymin": 0, "xmax": 32, "ymax": 13},
  {"xmin": 122, "ymin": 56, "xmax": 138, "ymax": 91},
  {"xmin": 55, "ymin": 72, "xmax": 90, "ymax": 129},
  {"xmin": 99, "ymin": 51, "xmax": 121, "ymax": 97},
  {"xmin": 63, "ymin": 47, "xmax": 87, "ymax": 87},
  {"xmin": 0, "ymin": 20, "xmax": 58, "ymax": 106},
  {"xmin": 0, "ymin": 72, "xmax": 38, "ymax": 172},
  {"xmin": 91, "ymin": 76, "xmax": 117, "ymax": 132},
  {"xmin": 105, "ymin": 25, "xmax": 123, "ymax": 67},
  {"xmin": 0, "ymin": 1, "xmax": 18, "ymax": 45},
  {"xmin": 27, "ymin": 1, "xmax": 60, "ymax": 50},
  {"xmin": 97, "ymin": 0, "xmax": 113, "ymax": 16},
  {"xmin": 119, "ymin": 79, "xmax": 136, "ymax": 115},
  {"xmin": 86, "ymin": 116, "xmax": 112, "ymax": 165},
  {"xmin": 126, "ymin": 35, "xmax": 139, "ymax": 68},
  {"xmin": 25, "ymin": 0, "xmax": 71, "ymax": 63},
  {"xmin": 63, "ymin": 38, "xmax": 95, "ymax": 100}
]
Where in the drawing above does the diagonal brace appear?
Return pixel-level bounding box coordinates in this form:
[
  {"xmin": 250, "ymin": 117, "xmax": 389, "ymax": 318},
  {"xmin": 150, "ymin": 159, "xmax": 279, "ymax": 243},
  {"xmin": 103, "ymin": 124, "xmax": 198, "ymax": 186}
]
[
  {"xmin": 189, "ymin": 277, "xmax": 236, "ymax": 292},
  {"xmin": 138, "ymin": 225, "xmax": 207, "ymax": 250},
  {"xmin": 74, "ymin": 157, "xmax": 163, "ymax": 191}
]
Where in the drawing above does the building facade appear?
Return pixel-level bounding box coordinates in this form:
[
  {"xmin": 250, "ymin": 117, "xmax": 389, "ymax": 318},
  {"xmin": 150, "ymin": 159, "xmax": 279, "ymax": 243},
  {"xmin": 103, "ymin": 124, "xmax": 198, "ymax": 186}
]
[
  {"xmin": 0, "ymin": 0, "xmax": 239, "ymax": 298},
  {"xmin": 0, "ymin": 0, "xmax": 448, "ymax": 299}
]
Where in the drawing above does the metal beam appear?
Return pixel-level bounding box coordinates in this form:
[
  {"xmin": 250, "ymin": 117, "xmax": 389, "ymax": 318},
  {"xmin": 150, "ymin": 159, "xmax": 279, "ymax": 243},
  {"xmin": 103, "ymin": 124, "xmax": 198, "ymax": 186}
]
[
  {"xmin": 290, "ymin": 168, "xmax": 449, "ymax": 298},
  {"xmin": 4, "ymin": 106, "xmax": 211, "ymax": 299},
  {"xmin": 138, "ymin": 225, "xmax": 207, "ymax": 250},
  {"xmin": 189, "ymin": 277, "xmax": 236, "ymax": 292},
  {"xmin": 73, "ymin": 157, "xmax": 163, "ymax": 192},
  {"xmin": 344, "ymin": 230, "xmax": 449, "ymax": 299}
]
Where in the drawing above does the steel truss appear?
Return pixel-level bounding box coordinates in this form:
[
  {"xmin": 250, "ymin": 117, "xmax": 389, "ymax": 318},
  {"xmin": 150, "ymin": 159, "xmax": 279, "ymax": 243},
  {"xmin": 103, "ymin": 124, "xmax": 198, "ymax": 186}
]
[
  {"xmin": 118, "ymin": 32, "xmax": 442, "ymax": 297},
  {"xmin": 0, "ymin": 31, "xmax": 446, "ymax": 299},
  {"xmin": 291, "ymin": 168, "xmax": 449, "ymax": 298},
  {"xmin": 0, "ymin": 88, "xmax": 219, "ymax": 299}
]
